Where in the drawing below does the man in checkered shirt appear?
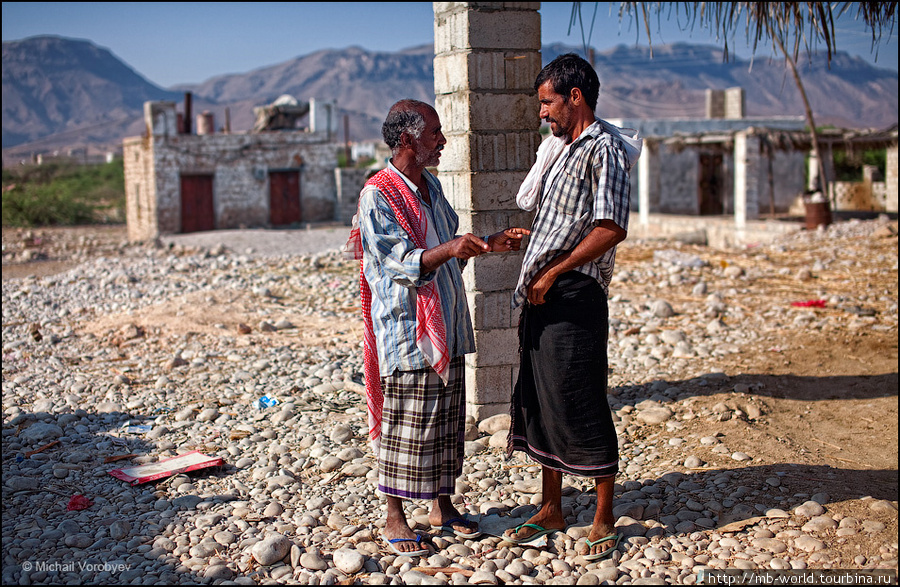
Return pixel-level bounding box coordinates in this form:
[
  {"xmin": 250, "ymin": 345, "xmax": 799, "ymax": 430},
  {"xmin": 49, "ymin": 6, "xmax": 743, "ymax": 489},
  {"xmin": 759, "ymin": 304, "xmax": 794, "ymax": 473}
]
[{"xmin": 505, "ymin": 53, "xmax": 636, "ymax": 562}]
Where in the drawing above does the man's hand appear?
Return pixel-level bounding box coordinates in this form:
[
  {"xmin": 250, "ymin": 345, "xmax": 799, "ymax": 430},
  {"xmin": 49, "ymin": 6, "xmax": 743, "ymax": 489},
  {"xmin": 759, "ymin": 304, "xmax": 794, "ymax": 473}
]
[
  {"xmin": 449, "ymin": 233, "xmax": 491, "ymax": 259},
  {"xmin": 421, "ymin": 233, "xmax": 490, "ymax": 273},
  {"xmin": 527, "ymin": 258, "xmax": 563, "ymax": 305},
  {"xmin": 487, "ymin": 228, "xmax": 530, "ymax": 252}
]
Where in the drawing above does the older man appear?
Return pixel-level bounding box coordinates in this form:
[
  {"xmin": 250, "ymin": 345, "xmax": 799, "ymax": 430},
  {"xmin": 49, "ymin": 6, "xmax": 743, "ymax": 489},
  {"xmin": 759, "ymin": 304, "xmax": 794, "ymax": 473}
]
[
  {"xmin": 504, "ymin": 54, "xmax": 641, "ymax": 561},
  {"xmin": 346, "ymin": 99, "xmax": 529, "ymax": 555}
]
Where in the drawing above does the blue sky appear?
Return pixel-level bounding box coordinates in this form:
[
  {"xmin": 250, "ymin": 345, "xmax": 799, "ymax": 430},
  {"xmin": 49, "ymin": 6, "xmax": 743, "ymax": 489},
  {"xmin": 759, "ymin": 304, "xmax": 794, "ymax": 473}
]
[{"xmin": 3, "ymin": 2, "xmax": 897, "ymax": 88}]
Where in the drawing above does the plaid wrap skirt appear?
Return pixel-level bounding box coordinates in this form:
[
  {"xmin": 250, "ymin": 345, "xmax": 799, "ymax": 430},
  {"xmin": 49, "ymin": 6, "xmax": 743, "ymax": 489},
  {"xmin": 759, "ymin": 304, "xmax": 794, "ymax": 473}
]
[
  {"xmin": 508, "ymin": 271, "xmax": 619, "ymax": 478},
  {"xmin": 377, "ymin": 356, "xmax": 465, "ymax": 500}
]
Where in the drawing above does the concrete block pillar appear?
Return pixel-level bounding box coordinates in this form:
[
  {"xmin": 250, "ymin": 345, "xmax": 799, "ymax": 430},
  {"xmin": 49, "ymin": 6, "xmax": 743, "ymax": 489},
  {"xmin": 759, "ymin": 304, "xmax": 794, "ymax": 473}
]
[
  {"xmin": 144, "ymin": 102, "xmax": 177, "ymax": 138},
  {"xmin": 886, "ymin": 144, "xmax": 898, "ymax": 213},
  {"xmin": 433, "ymin": 2, "xmax": 542, "ymax": 421},
  {"xmin": 725, "ymin": 87, "xmax": 745, "ymax": 119},
  {"xmin": 638, "ymin": 140, "xmax": 658, "ymax": 226},
  {"xmin": 705, "ymin": 89, "xmax": 725, "ymax": 119},
  {"xmin": 734, "ymin": 130, "xmax": 761, "ymax": 228}
]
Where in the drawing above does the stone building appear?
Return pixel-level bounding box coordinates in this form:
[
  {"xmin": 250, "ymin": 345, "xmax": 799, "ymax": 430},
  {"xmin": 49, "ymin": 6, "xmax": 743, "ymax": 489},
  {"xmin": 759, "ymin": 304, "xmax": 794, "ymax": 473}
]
[{"xmin": 123, "ymin": 98, "xmax": 343, "ymax": 242}]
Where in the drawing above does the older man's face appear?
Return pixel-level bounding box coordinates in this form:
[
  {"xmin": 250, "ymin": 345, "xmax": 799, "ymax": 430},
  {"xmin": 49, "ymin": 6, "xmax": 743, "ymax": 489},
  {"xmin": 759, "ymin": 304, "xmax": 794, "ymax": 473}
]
[{"xmin": 413, "ymin": 107, "xmax": 446, "ymax": 168}]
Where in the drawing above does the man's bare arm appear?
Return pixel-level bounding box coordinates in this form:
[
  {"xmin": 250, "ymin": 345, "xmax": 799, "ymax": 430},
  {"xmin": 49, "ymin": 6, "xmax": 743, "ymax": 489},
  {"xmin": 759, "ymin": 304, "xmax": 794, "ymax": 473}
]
[{"xmin": 526, "ymin": 220, "xmax": 626, "ymax": 305}]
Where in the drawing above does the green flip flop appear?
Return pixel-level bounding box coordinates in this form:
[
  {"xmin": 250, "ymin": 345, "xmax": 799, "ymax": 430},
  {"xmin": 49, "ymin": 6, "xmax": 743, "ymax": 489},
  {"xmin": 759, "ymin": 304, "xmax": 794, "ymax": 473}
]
[
  {"xmin": 584, "ymin": 533, "xmax": 622, "ymax": 561},
  {"xmin": 506, "ymin": 523, "xmax": 558, "ymax": 545}
]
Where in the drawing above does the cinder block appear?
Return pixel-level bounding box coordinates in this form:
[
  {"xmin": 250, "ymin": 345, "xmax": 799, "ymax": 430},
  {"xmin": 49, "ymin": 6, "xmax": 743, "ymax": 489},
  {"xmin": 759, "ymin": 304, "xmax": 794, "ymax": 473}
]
[
  {"xmin": 465, "ymin": 364, "xmax": 513, "ymax": 404},
  {"xmin": 439, "ymin": 133, "xmax": 471, "ymax": 173},
  {"xmin": 472, "ymin": 94, "xmax": 538, "ymax": 132},
  {"xmin": 433, "ymin": 8, "xmax": 469, "ymax": 54},
  {"xmin": 467, "ymin": 10, "xmax": 541, "ymax": 51},
  {"xmin": 442, "ymin": 132, "xmax": 540, "ymax": 174},
  {"xmin": 442, "ymin": 171, "xmax": 531, "ymax": 211},
  {"xmin": 477, "ymin": 131, "xmax": 542, "ymax": 172},
  {"xmin": 505, "ymin": 51, "xmax": 543, "ymax": 90},
  {"xmin": 460, "ymin": 51, "xmax": 542, "ymax": 92},
  {"xmin": 436, "ymin": 171, "xmax": 470, "ymax": 210},
  {"xmin": 435, "ymin": 50, "xmax": 539, "ymax": 93},
  {"xmin": 464, "ymin": 251, "xmax": 525, "ymax": 291},
  {"xmin": 434, "ymin": 53, "xmax": 469, "ymax": 95},
  {"xmin": 467, "ymin": 290, "xmax": 514, "ymax": 330},
  {"xmin": 438, "ymin": 94, "xmax": 539, "ymax": 133},
  {"xmin": 435, "ymin": 94, "xmax": 472, "ymax": 135},
  {"xmin": 469, "ymin": 327, "xmax": 519, "ymax": 366},
  {"xmin": 468, "ymin": 209, "xmax": 535, "ymax": 237}
]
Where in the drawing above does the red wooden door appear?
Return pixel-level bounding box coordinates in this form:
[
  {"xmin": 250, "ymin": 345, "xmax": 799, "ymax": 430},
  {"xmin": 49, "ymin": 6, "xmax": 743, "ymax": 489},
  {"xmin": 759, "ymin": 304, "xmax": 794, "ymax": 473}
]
[
  {"xmin": 269, "ymin": 171, "xmax": 301, "ymax": 226},
  {"xmin": 180, "ymin": 174, "xmax": 215, "ymax": 233},
  {"xmin": 698, "ymin": 153, "xmax": 725, "ymax": 215}
]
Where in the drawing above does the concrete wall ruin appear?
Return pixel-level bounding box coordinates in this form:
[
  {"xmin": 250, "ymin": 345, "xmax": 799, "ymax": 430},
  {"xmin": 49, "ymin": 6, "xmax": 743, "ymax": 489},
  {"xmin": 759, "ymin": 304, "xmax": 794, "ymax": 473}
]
[{"xmin": 124, "ymin": 100, "xmax": 341, "ymax": 242}]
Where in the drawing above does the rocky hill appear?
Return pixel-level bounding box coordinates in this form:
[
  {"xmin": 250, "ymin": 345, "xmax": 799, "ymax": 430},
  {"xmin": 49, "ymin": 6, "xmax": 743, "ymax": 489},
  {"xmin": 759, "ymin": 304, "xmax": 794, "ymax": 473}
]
[
  {"xmin": 1, "ymin": 36, "xmax": 183, "ymax": 155},
  {"xmin": 2, "ymin": 35, "xmax": 897, "ymax": 163}
]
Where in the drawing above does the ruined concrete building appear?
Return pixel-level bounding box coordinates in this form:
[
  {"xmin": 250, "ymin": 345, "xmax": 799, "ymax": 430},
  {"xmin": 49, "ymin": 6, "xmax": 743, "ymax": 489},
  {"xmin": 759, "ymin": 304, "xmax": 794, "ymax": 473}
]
[
  {"xmin": 610, "ymin": 89, "xmax": 898, "ymax": 246},
  {"xmin": 123, "ymin": 94, "xmax": 368, "ymax": 242}
]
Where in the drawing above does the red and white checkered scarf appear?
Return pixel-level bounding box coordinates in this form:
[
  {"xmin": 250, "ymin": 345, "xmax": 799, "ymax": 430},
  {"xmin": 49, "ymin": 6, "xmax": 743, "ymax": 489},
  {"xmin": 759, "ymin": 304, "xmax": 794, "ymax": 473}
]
[{"xmin": 344, "ymin": 168, "xmax": 450, "ymax": 450}]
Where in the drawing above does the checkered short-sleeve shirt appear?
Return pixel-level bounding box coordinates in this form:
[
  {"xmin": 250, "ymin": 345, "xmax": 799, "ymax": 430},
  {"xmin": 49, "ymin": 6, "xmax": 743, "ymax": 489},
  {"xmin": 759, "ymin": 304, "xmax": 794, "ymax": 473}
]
[{"xmin": 513, "ymin": 120, "xmax": 631, "ymax": 307}]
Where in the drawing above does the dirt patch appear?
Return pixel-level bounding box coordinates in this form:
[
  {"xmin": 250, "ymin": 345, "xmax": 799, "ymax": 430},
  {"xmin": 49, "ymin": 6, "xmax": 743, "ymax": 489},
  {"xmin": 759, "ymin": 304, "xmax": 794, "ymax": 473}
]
[
  {"xmin": 78, "ymin": 288, "xmax": 362, "ymax": 349},
  {"xmin": 705, "ymin": 328, "xmax": 898, "ymax": 472}
]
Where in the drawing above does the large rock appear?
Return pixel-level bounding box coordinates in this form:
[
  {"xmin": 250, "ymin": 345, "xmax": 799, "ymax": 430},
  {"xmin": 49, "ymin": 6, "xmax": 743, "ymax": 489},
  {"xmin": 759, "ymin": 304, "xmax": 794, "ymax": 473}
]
[
  {"xmin": 20, "ymin": 422, "xmax": 63, "ymax": 444},
  {"xmin": 636, "ymin": 407, "xmax": 674, "ymax": 425},
  {"xmin": 615, "ymin": 516, "xmax": 646, "ymax": 538},
  {"xmin": 478, "ymin": 413, "xmax": 510, "ymax": 435},
  {"xmin": 651, "ymin": 299, "xmax": 675, "ymax": 318},
  {"xmin": 250, "ymin": 533, "xmax": 291, "ymax": 566},
  {"xmin": 333, "ymin": 548, "xmax": 365, "ymax": 574},
  {"xmin": 613, "ymin": 502, "xmax": 644, "ymax": 520}
]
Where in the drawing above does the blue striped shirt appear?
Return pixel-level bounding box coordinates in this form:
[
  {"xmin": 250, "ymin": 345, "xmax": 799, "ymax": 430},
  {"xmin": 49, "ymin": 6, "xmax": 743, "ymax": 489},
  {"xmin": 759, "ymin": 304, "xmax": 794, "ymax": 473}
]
[
  {"xmin": 513, "ymin": 120, "xmax": 631, "ymax": 307},
  {"xmin": 358, "ymin": 162, "xmax": 475, "ymax": 377}
]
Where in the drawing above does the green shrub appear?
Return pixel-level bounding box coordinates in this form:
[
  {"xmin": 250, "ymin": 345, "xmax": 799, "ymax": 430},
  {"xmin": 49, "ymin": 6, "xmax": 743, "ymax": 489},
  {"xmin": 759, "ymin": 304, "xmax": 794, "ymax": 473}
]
[{"xmin": 2, "ymin": 159, "xmax": 124, "ymax": 227}]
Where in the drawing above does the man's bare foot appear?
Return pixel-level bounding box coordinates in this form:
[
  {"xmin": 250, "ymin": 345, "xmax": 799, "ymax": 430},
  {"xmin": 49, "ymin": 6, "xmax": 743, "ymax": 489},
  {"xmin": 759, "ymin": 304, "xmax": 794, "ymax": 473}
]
[
  {"xmin": 383, "ymin": 518, "xmax": 425, "ymax": 554},
  {"xmin": 429, "ymin": 496, "xmax": 480, "ymax": 536},
  {"xmin": 586, "ymin": 520, "xmax": 618, "ymax": 557},
  {"xmin": 503, "ymin": 511, "xmax": 566, "ymax": 542}
]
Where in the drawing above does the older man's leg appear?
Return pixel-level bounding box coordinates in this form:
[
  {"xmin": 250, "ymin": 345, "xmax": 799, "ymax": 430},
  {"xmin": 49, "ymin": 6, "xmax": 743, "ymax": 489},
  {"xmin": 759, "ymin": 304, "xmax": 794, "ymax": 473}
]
[{"xmin": 383, "ymin": 495, "xmax": 421, "ymax": 553}]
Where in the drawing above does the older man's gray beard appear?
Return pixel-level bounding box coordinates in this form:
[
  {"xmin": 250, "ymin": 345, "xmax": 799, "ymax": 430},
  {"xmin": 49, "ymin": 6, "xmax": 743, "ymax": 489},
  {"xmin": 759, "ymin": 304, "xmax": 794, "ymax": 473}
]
[{"xmin": 416, "ymin": 148, "xmax": 442, "ymax": 168}]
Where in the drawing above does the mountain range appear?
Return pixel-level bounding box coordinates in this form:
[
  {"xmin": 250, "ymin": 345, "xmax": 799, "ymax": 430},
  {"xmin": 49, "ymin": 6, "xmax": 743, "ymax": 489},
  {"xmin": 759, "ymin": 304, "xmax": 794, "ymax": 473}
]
[{"xmin": 2, "ymin": 35, "xmax": 898, "ymax": 163}]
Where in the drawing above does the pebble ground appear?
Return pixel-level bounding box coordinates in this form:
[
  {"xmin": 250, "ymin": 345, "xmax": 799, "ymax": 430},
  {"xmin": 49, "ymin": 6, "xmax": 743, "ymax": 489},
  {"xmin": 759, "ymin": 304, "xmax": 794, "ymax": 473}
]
[{"xmin": 3, "ymin": 218, "xmax": 898, "ymax": 585}]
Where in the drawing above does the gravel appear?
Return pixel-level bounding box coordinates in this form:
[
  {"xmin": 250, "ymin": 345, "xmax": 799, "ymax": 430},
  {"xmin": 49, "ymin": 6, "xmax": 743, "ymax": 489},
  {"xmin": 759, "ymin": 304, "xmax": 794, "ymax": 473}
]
[{"xmin": 3, "ymin": 218, "xmax": 898, "ymax": 584}]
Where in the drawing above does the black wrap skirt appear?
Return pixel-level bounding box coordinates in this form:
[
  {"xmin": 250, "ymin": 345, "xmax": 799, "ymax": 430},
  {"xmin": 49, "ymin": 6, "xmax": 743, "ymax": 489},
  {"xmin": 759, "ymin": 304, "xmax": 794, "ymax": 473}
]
[{"xmin": 508, "ymin": 271, "xmax": 619, "ymax": 478}]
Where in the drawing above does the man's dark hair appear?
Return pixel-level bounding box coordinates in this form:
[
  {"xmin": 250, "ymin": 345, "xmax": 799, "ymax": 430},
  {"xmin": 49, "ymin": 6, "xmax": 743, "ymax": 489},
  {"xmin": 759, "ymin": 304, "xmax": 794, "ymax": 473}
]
[
  {"xmin": 382, "ymin": 99, "xmax": 430, "ymax": 151},
  {"xmin": 534, "ymin": 53, "xmax": 600, "ymax": 112}
]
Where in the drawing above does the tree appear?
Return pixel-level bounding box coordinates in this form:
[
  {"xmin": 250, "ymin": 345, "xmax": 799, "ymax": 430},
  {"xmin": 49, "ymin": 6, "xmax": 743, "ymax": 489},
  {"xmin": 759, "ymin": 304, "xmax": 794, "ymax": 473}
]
[{"xmin": 570, "ymin": 1, "xmax": 897, "ymax": 205}]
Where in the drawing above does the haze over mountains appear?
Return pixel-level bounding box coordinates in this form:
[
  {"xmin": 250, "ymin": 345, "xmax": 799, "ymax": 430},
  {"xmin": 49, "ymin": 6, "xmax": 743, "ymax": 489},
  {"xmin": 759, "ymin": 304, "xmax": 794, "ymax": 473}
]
[{"xmin": 2, "ymin": 35, "xmax": 898, "ymax": 162}]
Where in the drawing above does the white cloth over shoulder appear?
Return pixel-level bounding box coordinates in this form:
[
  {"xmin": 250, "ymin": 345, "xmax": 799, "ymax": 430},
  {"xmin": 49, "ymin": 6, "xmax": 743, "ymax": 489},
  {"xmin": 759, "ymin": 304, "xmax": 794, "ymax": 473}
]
[{"xmin": 516, "ymin": 118, "xmax": 642, "ymax": 211}]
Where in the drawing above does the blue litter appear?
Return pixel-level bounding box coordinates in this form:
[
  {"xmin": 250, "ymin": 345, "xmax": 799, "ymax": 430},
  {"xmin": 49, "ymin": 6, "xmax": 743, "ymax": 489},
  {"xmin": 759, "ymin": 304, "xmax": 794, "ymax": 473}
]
[{"xmin": 252, "ymin": 395, "xmax": 279, "ymax": 409}]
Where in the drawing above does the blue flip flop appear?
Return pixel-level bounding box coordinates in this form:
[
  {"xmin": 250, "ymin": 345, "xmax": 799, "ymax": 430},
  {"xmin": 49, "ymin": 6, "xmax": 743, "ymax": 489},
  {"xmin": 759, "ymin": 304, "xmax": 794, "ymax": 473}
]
[
  {"xmin": 431, "ymin": 516, "xmax": 482, "ymax": 538},
  {"xmin": 384, "ymin": 532, "xmax": 430, "ymax": 556},
  {"xmin": 584, "ymin": 533, "xmax": 621, "ymax": 561},
  {"xmin": 505, "ymin": 523, "xmax": 558, "ymax": 545}
]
